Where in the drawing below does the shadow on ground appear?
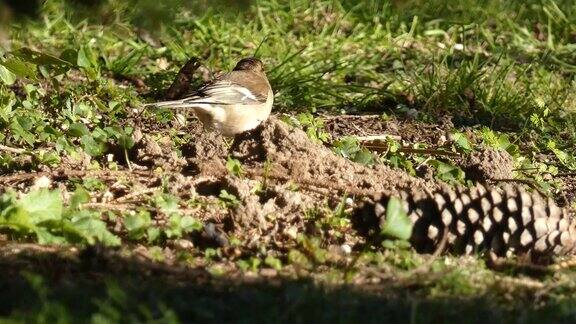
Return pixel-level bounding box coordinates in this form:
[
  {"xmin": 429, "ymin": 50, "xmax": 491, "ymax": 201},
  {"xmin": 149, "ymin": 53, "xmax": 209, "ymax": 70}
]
[{"xmin": 1, "ymin": 246, "xmax": 575, "ymax": 323}]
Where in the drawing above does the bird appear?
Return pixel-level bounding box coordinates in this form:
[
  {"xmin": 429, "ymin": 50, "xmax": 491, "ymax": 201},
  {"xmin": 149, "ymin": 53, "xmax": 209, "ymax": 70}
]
[{"xmin": 146, "ymin": 57, "xmax": 273, "ymax": 137}]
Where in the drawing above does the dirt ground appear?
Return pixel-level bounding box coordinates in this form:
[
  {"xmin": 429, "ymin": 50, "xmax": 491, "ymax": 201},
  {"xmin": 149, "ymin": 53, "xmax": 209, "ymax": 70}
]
[{"xmin": 1, "ymin": 114, "xmax": 574, "ymax": 261}]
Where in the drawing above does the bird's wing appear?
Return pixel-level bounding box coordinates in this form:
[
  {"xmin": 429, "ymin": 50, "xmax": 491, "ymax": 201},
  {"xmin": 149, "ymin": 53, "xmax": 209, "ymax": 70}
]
[
  {"xmin": 189, "ymin": 77, "xmax": 267, "ymax": 105},
  {"xmin": 146, "ymin": 72, "xmax": 269, "ymax": 109}
]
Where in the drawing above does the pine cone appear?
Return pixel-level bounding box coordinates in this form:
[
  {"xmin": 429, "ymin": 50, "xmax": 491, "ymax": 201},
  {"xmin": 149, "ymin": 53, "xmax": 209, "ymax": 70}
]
[{"xmin": 355, "ymin": 184, "xmax": 576, "ymax": 263}]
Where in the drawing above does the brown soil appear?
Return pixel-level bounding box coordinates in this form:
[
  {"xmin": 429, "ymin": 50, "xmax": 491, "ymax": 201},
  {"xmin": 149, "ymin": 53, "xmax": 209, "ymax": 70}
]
[
  {"xmin": 324, "ymin": 114, "xmax": 453, "ymax": 146},
  {"xmin": 1, "ymin": 113, "xmax": 573, "ymax": 266},
  {"xmin": 165, "ymin": 117, "xmax": 433, "ymax": 251},
  {"xmin": 0, "ymin": 116, "xmax": 434, "ymax": 258}
]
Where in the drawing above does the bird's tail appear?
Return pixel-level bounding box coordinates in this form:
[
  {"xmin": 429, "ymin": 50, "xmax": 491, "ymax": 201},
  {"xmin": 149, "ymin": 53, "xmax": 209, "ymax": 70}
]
[
  {"xmin": 144, "ymin": 99, "xmax": 196, "ymax": 109},
  {"xmin": 144, "ymin": 98, "xmax": 224, "ymax": 110}
]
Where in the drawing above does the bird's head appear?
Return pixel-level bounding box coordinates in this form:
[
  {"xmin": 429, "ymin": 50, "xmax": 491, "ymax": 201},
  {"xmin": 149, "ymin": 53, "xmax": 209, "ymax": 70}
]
[{"xmin": 233, "ymin": 57, "xmax": 265, "ymax": 73}]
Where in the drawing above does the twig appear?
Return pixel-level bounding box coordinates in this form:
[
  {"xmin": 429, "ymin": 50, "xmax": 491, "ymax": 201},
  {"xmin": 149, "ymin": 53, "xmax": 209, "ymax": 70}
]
[
  {"xmin": 82, "ymin": 202, "xmax": 136, "ymax": 211},
  {"xmin": 0, "ymin": 144, "xmax": 26, "ymax": 154},
  {"xmin": 0, "ymin": 169, "xmax": 154, "ymax": 184},
  {"xmin": 115, "ymin": 187, "xmax": 160, "ymax": 203},
  {"xmin": 415, "ymin": 156, "xmax": 432, "ymax": 171},
  {"xmin": 360, "ymin": 143, "xmax": 460, "ymax": 158},
  {"xmin": 0, "ymin": 242, "xmax": 68, "ymax": 254},
  {"xmin": 354, "ymin": 134, "xmax": 402, "ymax": 141},
  {"xmin": 83, "ymin": 201, "xmax": 201, "ymax": 216},
  {"xmin": 321, "ymin": 114, "xmax": 382, "ymax": 120},
  {"xmin": 398, "ymin": 147, "xmax": 460, "ymax": 157}
]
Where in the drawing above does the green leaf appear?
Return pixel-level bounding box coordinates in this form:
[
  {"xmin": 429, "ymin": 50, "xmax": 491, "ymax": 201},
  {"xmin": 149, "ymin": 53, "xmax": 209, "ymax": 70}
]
[
  {"xmin": 155, "ymin": 194, "xmax": 180, "ymax": 215},
  {"xmin": 69, "ymin": 187, "xmax": 90, "ymax": 210},
  {"xmin": 219, "ymin": 190, "xmax": 240, "ymax": 207},
  {"xmin": 77, "ymin": 46, "xmax": 95, "ymax": 68},
  {"xmin": 226, "ymin": 157, "xmax": 243, "ymax": 177},
  {"xmin": 19, "ymin": 189, "xmax": 63, "ymax": 224},
  {"xmin": 265, "ymin": 255, "xmax": 282, "ymax": 270},
  {"xmin": 118, "ymin": 134, "xmax": 135, "ymax": 150},
  {"xmin": 180, "ymin": 215, "xmax": 202, "ymax": 233},
  {"xmin": 35, "ymin": 227, "xmax": 67, "ymax": 245},
  {"xmin": 353, "ymin": 149, "xmax": 375, "ymax": 165},
  {"xmin": 333, "ymin": 137, "xmax": 360, "ymax": 159},
  {"xmin": 381, "ymin": 197, "xmax": 412, "ymax": 241},
  {"xmin": 107, "ymin": 49, "xmax": 143, "ymax": 75},
  {"xmin": 77, "ymin": 45, "xmax": 99, "ymax": 79},
  {"xmin": 10, "ymin": 119, "xmax": 36, "ymax": 146},
  {"xmin": 124, "ymin": 211, "xmax": 151, "ymax": 240},
  {"xmin": 71, "ymin": 212, "xmax": 120, "ymax": 246},
  {"xmin": 0, "ymin": 57, "xmax": 38, "ymax": 80},
  {"xmin": 11, "ymin": 47, "xmax": 72, "ymax": 75},
  {"xmin": 147, "ymin": 227, "xmax": 161, "ymax": 243},
  {"xmin": 0, "ymin": 65, "xmax": 16, "ymax": 85},
  {"xmin": 287, "ymin": 249, "xmax": 311, "ymax": 269},
  {"xmin": 429, "ymin": 160, "xmax": 465, "ymax": 183},
  {"xmin": 59, "ymin": 48, "xmax": 78, "ymax": 66},
  {"xmin": 165, "ymin": 213, "xmax": 183, "ymax": 238},
  {"xmin": 0, "ymin": 206, "xmax": 34, "ymax": 232},
  {"xmin": 451, "ymin": 131, "xmax": 472, "ymax": 152},
  {"xmin": 68, "ymin": 123, "xmax": 90, "ymax": 137},
  {"xmin": 81, "ymin": 135, "xmax": 105, "ymax": 157}
]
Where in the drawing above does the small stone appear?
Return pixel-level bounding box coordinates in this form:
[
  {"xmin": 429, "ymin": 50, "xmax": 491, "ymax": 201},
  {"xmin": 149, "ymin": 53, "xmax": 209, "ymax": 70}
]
[
  {"xmin": 260, "ymin": 268, "xmax": 278, "ymax": 277},
  {"xmin": 285, "ymin": 227, "xmax": 298, "ymax": 239},
  {"xmin": 102, "ymin": 190, "xmax": 114, "ymax": 203},
  {"xmin": 173, "ymin": 239, "xmax": 194, "ymax": 250},
  {"xmin": 31, "ymin": 176, "xmax": 52, "ymax": 190},
  {"xmin": 341, "ymin": 244, "xmax": 352, "ymax": 255}
]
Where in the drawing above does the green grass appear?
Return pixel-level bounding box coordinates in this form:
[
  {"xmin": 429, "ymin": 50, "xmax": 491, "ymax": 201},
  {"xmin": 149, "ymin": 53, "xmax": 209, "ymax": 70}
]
[{"xmin": 1, "ymin": 0, "xmax": 576, "ymax": 322}]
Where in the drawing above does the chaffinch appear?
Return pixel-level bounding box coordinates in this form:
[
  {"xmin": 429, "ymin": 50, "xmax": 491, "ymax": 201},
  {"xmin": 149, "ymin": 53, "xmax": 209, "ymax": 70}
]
[{"xmin": 147, "ymin": 57, "xmax": 273, "ymax": 136}]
